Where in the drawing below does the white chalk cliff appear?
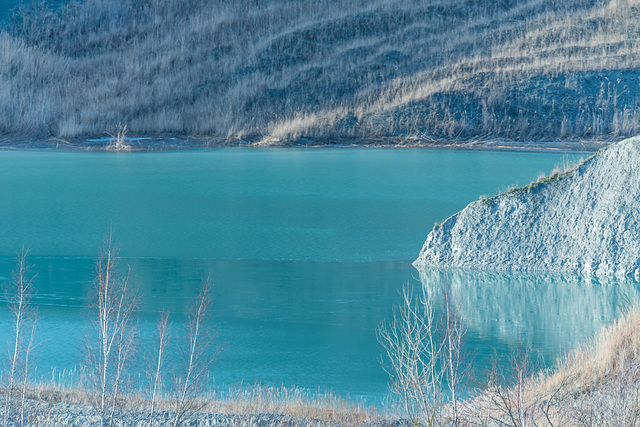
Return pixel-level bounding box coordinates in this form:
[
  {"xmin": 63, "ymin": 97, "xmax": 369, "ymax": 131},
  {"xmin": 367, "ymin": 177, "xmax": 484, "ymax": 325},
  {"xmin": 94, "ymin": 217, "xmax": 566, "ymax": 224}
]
[{"xmin": 414, "ymin": 137, "xmax": 640, "ymax": 277}]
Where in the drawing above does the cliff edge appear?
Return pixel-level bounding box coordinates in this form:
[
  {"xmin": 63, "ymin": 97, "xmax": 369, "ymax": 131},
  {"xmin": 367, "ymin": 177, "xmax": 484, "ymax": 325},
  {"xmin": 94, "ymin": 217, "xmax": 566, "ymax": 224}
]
[{"xmin": 414, "ymin": 137, "xmax": 640, "ymax": 277}]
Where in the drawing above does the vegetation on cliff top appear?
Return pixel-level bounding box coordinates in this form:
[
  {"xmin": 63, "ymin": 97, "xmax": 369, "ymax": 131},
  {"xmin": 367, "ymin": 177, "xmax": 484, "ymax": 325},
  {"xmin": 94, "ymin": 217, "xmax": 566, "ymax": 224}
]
[{"xmin": 1, "ymin": 0, "xmax": 640, "ymax": 144}]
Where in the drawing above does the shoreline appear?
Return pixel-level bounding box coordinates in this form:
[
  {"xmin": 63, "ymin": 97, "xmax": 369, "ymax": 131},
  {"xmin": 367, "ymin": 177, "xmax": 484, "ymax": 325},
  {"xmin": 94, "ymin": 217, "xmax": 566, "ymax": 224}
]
[
  {"xmin": 0, "ymin": 135, "xmax": 612, "ymax": 153},
  {"xmin": 2, "ymin": 383, "xmax": 389, "ymax": 426}
]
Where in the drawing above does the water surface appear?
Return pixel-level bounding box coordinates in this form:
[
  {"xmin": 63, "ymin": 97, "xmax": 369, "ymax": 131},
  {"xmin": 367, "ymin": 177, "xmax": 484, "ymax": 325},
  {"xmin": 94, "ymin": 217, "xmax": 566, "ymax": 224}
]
[{"xmin": 1, "ymin": 147, "xmax": 630, "ymax": 404}]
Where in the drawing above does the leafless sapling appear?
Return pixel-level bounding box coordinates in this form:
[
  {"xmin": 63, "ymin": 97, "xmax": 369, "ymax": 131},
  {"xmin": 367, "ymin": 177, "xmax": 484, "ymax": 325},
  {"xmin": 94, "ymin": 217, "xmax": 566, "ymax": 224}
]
[
  {"xmin": 3, "ymin": 248, "xmax": 38, "ymax": 427},
  {"xmin": 442, "ymin": 285, "xmax": 467, "ymax": 425},
  {"xmin": 486, "ymin": 344, "xmax": 541, "ymax": 427},
  {"xmin": 149, "ymin": 310, "xmax": 170, "ymax": 422},
  {"xmin": 87, "ymin": 235, "xmax": 139, "ymax": 427},
  {"xmin": 172, "ymin": 277, "xmax": 224, "ymax": 427},
  {"xmin": 377, "ymin": 284, "xmax": 444, "ymax": 426}
]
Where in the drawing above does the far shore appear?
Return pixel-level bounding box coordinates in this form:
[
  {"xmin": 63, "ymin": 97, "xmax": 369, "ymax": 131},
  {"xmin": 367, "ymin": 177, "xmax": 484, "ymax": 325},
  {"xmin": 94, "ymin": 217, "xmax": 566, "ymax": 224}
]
[{"xmin": 0, "ymin": 135, "xmax": 612, "ymax": 153}]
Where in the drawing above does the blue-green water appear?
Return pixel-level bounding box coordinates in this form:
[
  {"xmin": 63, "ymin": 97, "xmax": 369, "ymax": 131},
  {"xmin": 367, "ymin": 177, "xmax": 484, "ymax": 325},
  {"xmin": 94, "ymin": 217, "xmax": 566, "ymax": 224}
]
[{"xmin": 0, "ymin": 148, "xmax": 635, "ymax": 404}]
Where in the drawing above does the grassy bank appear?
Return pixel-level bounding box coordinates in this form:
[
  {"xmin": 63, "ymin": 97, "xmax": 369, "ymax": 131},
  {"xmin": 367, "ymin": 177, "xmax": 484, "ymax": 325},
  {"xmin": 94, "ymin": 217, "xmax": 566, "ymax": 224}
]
[
  {"xmin": 6, "ymin": 382, "xmax": 385, "ymax": 426},
  {"xmin": 1, "ymin": 0, "xmax": 639, "ymax": 145},
  {"xmin": 462, "ymin": 306, "xmax": 640, "ymax": 426}
]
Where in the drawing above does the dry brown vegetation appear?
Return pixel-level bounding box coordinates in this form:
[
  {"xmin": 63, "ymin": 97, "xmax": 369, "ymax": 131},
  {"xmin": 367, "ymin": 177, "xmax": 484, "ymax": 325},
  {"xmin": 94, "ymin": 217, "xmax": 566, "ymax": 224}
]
[
  {"xmin": 5, "ymin": 381, "xmax": 384, "ymax": 426},
  {"xmin": 468, "ymin": 309, "xmax": 640, "ymax": 426},
  {"xmin": 378, "ymin": 282, "xmax": 640, "ymax": 426},
  {"xmin": 532, "ymin": 307, "xmax": 640, "ymax": 425},
  {"xmin": 460, "ymin": 307, "xmax": 640, "ymax": 426},
  {"xmin": 0, "ymin": 0, "xmax": 639, "ymax": 145}
]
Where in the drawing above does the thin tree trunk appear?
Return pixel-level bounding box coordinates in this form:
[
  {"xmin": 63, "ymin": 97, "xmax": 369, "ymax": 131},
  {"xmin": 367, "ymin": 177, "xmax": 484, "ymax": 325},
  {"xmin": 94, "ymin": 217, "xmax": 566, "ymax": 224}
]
[
  {"xmin": 19, "ymin": 319, "xmax": 37, "ymax": 427},
  {"xmin": 150, "ymin": 311, "xmax": 170, "ymax": 422},
  {"xmin": 4, "ymin": 248, "xmax": 35, "ymax": 427},
  {"xmin": 91, "ymin": 234, "xmax": 138, "ymax": 427},
  {"xmin": 173, "ymin": 278, "xmax": 222, "ymax": 427}
]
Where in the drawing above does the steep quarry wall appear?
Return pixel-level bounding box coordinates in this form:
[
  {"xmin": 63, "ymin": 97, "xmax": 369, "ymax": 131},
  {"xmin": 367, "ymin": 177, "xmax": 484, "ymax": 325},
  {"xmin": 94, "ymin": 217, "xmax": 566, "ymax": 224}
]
[{"xmin": 414, "ymin": 137, "xmax": 640, "ymax": 277}]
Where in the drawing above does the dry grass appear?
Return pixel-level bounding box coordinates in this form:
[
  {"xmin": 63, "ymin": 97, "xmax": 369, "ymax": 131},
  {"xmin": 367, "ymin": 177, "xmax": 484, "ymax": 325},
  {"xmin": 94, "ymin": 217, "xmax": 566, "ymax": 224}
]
[
  {"xmin": 5, "ymin": 381, "xmax": 384, "ymax": 426},
  {"xmin": 463, "ymin": 306, "xmax": 640, "ymax": 426},
  {"xmin": 201, "ymin": 385, "xmax": 383, "ymax": 424},
  {"xmin": 542, "ymin": 307, "xmax": 640, "ymax": 395},
  {"xmin": 106, "ymin": 124, "xmax": 131, "ymax": 151},
  {"xmin": 0, "ymin": 0, "xmax": 639, "ymax": 144}
]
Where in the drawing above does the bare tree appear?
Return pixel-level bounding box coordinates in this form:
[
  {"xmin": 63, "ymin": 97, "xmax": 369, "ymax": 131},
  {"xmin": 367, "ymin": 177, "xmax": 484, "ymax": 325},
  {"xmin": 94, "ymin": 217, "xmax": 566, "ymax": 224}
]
[
  {"xmin": 378, "ymin": 282, "xmax": 469, "ymax": 426},
  {"xmin": 149, "ymin": 310, "xmax": 170, "ymax": 422},
  {"xmin": 173, "ymin": 277, "xmax": 224, "ymax": 427},
  {"xmin": 3, "ymin": 247, "xmax": 38, "ymax": 427},
  {"xmin": 87, "ymin": 235, "xmax": 139, "ymax": 427},
  {"xmin": 377, "ymin": 285, "xmax": 444, "ymax": 426},
  {"xmin": 442, "ymin": 286, "xmax": 466, "ymax": 425},
  {"xmin": 485, "ymin": 345, "xmax": 541, "ymax": 427}
]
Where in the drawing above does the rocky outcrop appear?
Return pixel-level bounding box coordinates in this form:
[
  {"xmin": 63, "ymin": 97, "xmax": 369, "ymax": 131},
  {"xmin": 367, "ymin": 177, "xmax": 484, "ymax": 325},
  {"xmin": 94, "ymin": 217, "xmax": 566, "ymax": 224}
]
[{"xmin": 414, "ymin": 136, "xmax": 640, "ymax": 277}]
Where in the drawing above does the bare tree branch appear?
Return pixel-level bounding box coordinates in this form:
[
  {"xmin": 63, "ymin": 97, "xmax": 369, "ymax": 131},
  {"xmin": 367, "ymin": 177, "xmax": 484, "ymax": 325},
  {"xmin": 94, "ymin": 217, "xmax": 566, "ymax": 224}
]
[
  {"xmin": 173, "ymin": 276, "xmax": 224, "ymax": 427},
  {"xmin": 3, "ymin": 247, "xmax": 37, "ymax": 427},
  {"xmin": 149, "ymin": 310, "xmax": 170, "ymax": 422},
  {"xmin": 88, "ymin": 234, "xmax": 139, "ymax": 427}
]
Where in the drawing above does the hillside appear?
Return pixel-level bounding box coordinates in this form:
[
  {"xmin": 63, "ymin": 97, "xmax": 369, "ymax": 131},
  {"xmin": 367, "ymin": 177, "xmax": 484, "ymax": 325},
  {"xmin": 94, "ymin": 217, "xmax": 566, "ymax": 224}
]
[
  {"xmin": 414, "ymin": 136, "xmax": 640, "ymax": 276},
  {"xmin": 1, "ymin": 0, "xmax": 640, "ymax": 144}
]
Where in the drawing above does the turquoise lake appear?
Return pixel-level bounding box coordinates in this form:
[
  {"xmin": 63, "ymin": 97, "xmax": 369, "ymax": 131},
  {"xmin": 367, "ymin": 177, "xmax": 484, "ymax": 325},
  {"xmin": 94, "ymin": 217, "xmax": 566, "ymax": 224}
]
[{"xmin": 0, "ymin": 147, "xmax": 636, "ymax": 404}]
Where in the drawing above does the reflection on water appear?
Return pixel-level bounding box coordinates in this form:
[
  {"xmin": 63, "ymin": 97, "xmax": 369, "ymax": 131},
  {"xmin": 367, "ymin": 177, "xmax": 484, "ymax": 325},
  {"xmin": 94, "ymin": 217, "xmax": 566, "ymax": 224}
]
[
  {"xmin": 417, "ymin": 268, "xmax": 640, "ymax": 363},
  {"xmin": 1, "ymin": 256, "xmax": 637, "ymax": 404},
  {"xmin": 0, "ymin": 256, "xmax": 411, "ymax": 404}
]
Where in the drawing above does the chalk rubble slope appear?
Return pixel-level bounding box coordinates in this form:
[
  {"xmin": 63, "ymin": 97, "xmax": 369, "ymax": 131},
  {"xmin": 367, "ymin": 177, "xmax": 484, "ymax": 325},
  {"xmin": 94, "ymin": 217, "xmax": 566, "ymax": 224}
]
[{"xmin": 414, "ymin": 137, "xmax": 640, "ymax": 277}]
